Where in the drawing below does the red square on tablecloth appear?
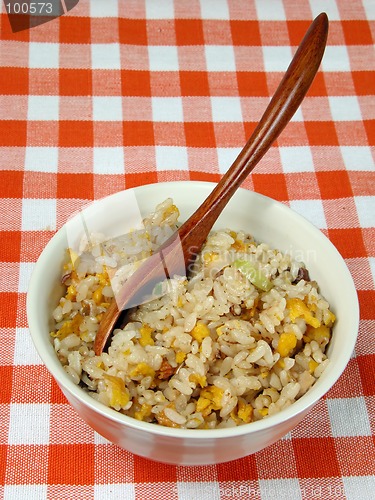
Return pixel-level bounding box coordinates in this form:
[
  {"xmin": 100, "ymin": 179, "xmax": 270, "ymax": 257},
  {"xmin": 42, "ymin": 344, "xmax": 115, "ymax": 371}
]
[
  {"xmin": 121, "ymin": 70, "xmax": 151, "ymax": 96},
  {"xmin": 230, "ymin": 20, "xmax": 262, "ymax": 46},
  {"xmin": 184, "ymin": 122, "xmax": 216, "ymax": 148},
  {"xmin": 123, "ymin": 121, "xmax": 154, "ymax": 146},
  {"xmin": 0, "ymin": 231, "xmax": 21, "ymax": 263},
  {"xmin": 59, "ymin": 121, "xmax": 94, "ymax": 148},
  {"xmin": 0, "ymin": 121, "xmax": 27, "ymax": 147},
  {"xmin": 175, "ymin": 19, "xmax": 204, "ymax": 45},
  {"xmin": 217, "ymin": 455, "xmax": 258, "ymax": 481},
  {"xmin": 133, "ymin": 455, "xmax": 177, "ymax": 483},
  {"xmin": 286, "ymin": 20, "xmax": 311, "ymax": 46},
  {"xmin": 316, "ymin": 171, "xmax": 353, "ymax": 199},
  {"xmin": 0, "ymin": 366, "xmax": 13, "ymax": 403},
  {"xmin": 357, "ymin": 354, "xmax": 375, "ymax": 396},
  {"xmin": 328, "ymin": 228, "xmax": 367, "ymax": 258},
  {"xmin": 60, "ymin": 69, "xmax": 93, "ymax": 97},
  {"xmin": 252, "ymin": 173, "xmax": 289, "ymax": 201},
  {"xmin": 352, "ymin": 71, "xmax": 375, "ymax": 96},
  {"xmin": 60, "ymin": 15, "xmax": 91, "ymax": 44},
  {"xmin": 57, "ymin": 173, "xmax": 94, "ymax": 200},
  {"xmin": 357, "ymin": 292, "xmax": 375, "ymax": 321},
  {"xmin": 305, "ymin": 122, "xmax": 339, "ymax": 146},
  {"xmin": 48, "ymin": 444, "xmax": 95, "ymax": 485},
  {"xmin": 237, "ymin": 72, "xmax": 268, "ymax": 97},
  {"xmin": 124, "ymin": 172, "xmax": 158, "ymax": 188},
  {"xmin": 180, "ymin": 71, "xmax": 210, "ymax": 96},
  {"xmin": 0, "ymin": 68, "xmax": 28, "ymax": 95},
  {"xmin": 0, "ymin": 293, "xmax": 18, "ymax": 328},
  {"xmin": 119, "ymin": 18, "xmax": 148, "ymax": 45},
  {"xmin": 293, "ymin": 437, "xmax": 341, "ymax": 478},
  {"xmin": 0, "ymin": 171, "xmax": 23, "ymax": 198},
  {"xmin": 342, "ymin": 20, "xmax": 373, "ymax": 45}
]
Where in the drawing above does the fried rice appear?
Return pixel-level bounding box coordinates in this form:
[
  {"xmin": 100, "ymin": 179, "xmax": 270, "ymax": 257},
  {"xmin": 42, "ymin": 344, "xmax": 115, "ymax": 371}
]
[{"xmin": 51, "ymin": 198, "xmax": 335, "ymax": 429}]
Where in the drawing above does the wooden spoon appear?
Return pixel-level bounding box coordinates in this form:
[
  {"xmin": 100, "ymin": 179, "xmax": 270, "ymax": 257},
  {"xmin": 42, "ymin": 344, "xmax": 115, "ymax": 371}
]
[{"xmin": 94, "ymin": 12, "xmax": 328, "ymax": 355}]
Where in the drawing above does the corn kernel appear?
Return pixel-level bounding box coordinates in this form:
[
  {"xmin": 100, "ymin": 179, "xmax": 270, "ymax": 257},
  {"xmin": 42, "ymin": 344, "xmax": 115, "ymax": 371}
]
[
  {"xmin": 130, "ymin": 362, "xmax": 155, "ymax": 379},
  {"xmin": 134, "ymin": 403, "xmax": 152, "ymax": 421},
  {"xmin": 139, "ymin": 324, "xmax": 154, "ymax": 347},
  {"xmin": 258, "ymin": 408, "xmax": 269, "ymax": 417},
  {"xmin": 92, "ymin": 286, "xmax": 103, "ymax": 305},
  {"xmin": 277, "ymin": 332, "xmax": 297, "ymax": 357},
  {"xmin": 189, "ymin": 374, "xmax": 207, "ymax": 388},
  {"xmin": 103, "ymin": 374, "xmax": 129, "ymax": 408},
  {"xmin": 238, "ymin": 399, "xmax": 253, "ymax": 423},
  {"xmin": 175, "ymin": 351, "xmax": 186, "ymax": 364},
  {"xmin": 309, "ymin": 360, "xmax": 319, "ymax": 374},
  {"xmin": 190, "ymin": 322, "xmax": 210, "ymax": 343},
  {"xmin": 286, "ymin": 298, "xmax": 321, "ymax": 328}
]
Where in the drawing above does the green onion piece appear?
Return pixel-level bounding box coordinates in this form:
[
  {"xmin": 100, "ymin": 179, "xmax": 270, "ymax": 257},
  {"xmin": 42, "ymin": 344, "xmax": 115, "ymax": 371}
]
[{"xmin": 233, "ymin": 259, "xmax": 273, "ymax": 292}]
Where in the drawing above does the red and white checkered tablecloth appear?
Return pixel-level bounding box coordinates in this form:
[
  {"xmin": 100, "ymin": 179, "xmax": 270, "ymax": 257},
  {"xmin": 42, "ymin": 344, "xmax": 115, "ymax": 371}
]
[{"xmin": 0, "ymin": 0, "xmax": 374, "ymax": 498}]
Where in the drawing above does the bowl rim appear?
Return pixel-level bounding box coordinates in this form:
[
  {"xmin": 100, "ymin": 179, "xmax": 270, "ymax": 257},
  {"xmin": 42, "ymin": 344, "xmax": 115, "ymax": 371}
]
[{"xmin": 27, "ymin": 180, "xmax": 360, "ymax": 440}]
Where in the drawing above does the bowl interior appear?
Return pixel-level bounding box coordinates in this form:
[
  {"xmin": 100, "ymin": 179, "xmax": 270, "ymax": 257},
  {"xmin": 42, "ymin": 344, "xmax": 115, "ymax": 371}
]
[{"xmin": 27, "ymin": 181, "xmax": 359, "ymax": 437}]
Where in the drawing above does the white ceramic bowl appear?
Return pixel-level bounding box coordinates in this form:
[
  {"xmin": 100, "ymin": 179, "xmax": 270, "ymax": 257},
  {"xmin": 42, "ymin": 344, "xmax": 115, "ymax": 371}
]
[{"xmin": 27, "ymin": 181, "xmax": 359, "ymax": 465}]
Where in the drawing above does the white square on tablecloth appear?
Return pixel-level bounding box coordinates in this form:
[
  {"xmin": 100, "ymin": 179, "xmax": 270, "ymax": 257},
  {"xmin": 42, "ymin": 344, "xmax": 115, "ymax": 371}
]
[
  {"xmin": 343, "ymin": 476, "xmax": 375, "ymax": 500},
  {"xmin": 29, "ymin": 42, "xmax": 59, "ymax": 68},
  {"xmin": 211, "ymin": 97, "xmax": 243, "ymax": 122},
  {"xmin": 21, "ymin": 199, "xmax": 56, "ymax": 231},
  {"xmin": 18, "ymin": 262, "xmax": 35, "ymax": 293},
  {"xmin": 148, "ymin": 46, "xmax": 179, "ymax": 71},
  {"xmin": 25, "ymin": 147, "xmax": 59, "ymax": 173},
  {"xmin": 93, "ymin": 96, "xmax": 123, "ymax": 121},
  {"xmin": 205, "ymin": 46, "xmax": 236, "ymax": 72},
  {"xmin": 27, "ymin": 95, "xmax": 59, "ymax": 121},
  {"xmin": 92, "ymin": 44, "xmax": 121, "ymax": 70},
  {"xmin": 155, "ymin": 146, "xmax": 188, "ymax": 171},
  {"xmin": 363, "ymin": 0, "xmax": 375, "ymax": 19},
  {"xmin": 13, "ymin": 328, "xmax": 43, "ymax": 366},
  {"xmin": 217, "ymin": 147, "xmax": 241, "ymax": 174},
  {"xmin": 327, "ymin": 397, "xmax": 372, "ymax": 437},
  {"xmin": 280, "ymin": 146, "xmax": 314, "ymax": 173},
  {"xmin": 369, "ymin": 257, "xmax": 375, "ymax": 288},
  {"xmin": 341, "ymin": 146, "xmax": 375, "ymax": 171},
  {"xmin": 289, "ymin": 199, "xmax": 327, "ymax": 229},
  {"xmin": 152, "ymin": 97, "xmax": 184, "ymax": 122},
  {"xmin": 262, "ymin": 46, "xmax": 293, "ymax": 72},
  {"xmin": 200, "ymin": 0, "xmax": 230, "ymax": 19},
  {"xmin": 94, "ymin": 484, "xmax": 135, "ymax": 500},
  {"xmin": 259, "ymin": 479, "xmax": 302, "ymax": 500},
  {"xmin": 177, "ymin": 482, "xmax": 220, "ymax": 500},
  {"xmin": 8, "ymin": 404, "xmax": 50, "ymax": 445},
  {"xmin": 3, "ymin": 485, "xmax": 48, "ymax": 500},
  {"xmin": 93, "ymin": 147, "xmax": 125, "ymax": 174},
  {"xmin": 322, "ymin": 46, "xmax": 351, "ymax": 72},
  {"xmin": 90, "ymin": 0, "xmax": 118, "ymax": 17},
  {"xmin": 255, "ymin": 0, "xmax": 286, "ymax": 20},
  {"xmin": 309, "ymin": 0, "xmax": 340, "ymax": 21},
  {"xmin": 354, "ymin": 196, "xmax": 375, "ymax": 228},
  {"xmin": 145, "ymin": 0, "xmax": 174, "ymax": 19},
  {"xmin": 328, "ymin": 96, "xmax": 362, "ymax": 122}
]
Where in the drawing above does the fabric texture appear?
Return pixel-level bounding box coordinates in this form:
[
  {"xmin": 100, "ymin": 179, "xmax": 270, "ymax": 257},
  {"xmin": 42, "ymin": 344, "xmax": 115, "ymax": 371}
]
[{"xmin": 0, "ymin": 0, "xmax": 374, "ymax": 498}]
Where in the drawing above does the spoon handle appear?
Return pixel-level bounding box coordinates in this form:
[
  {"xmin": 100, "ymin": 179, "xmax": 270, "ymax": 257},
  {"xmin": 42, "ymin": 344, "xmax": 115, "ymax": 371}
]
[
  {"xmin": 94, "ymin": 13, "xmax": 328, "ymax": 354},
  {"xmin": 178, "ymin": 12, "xmax": 328, "ymax": 260}
]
